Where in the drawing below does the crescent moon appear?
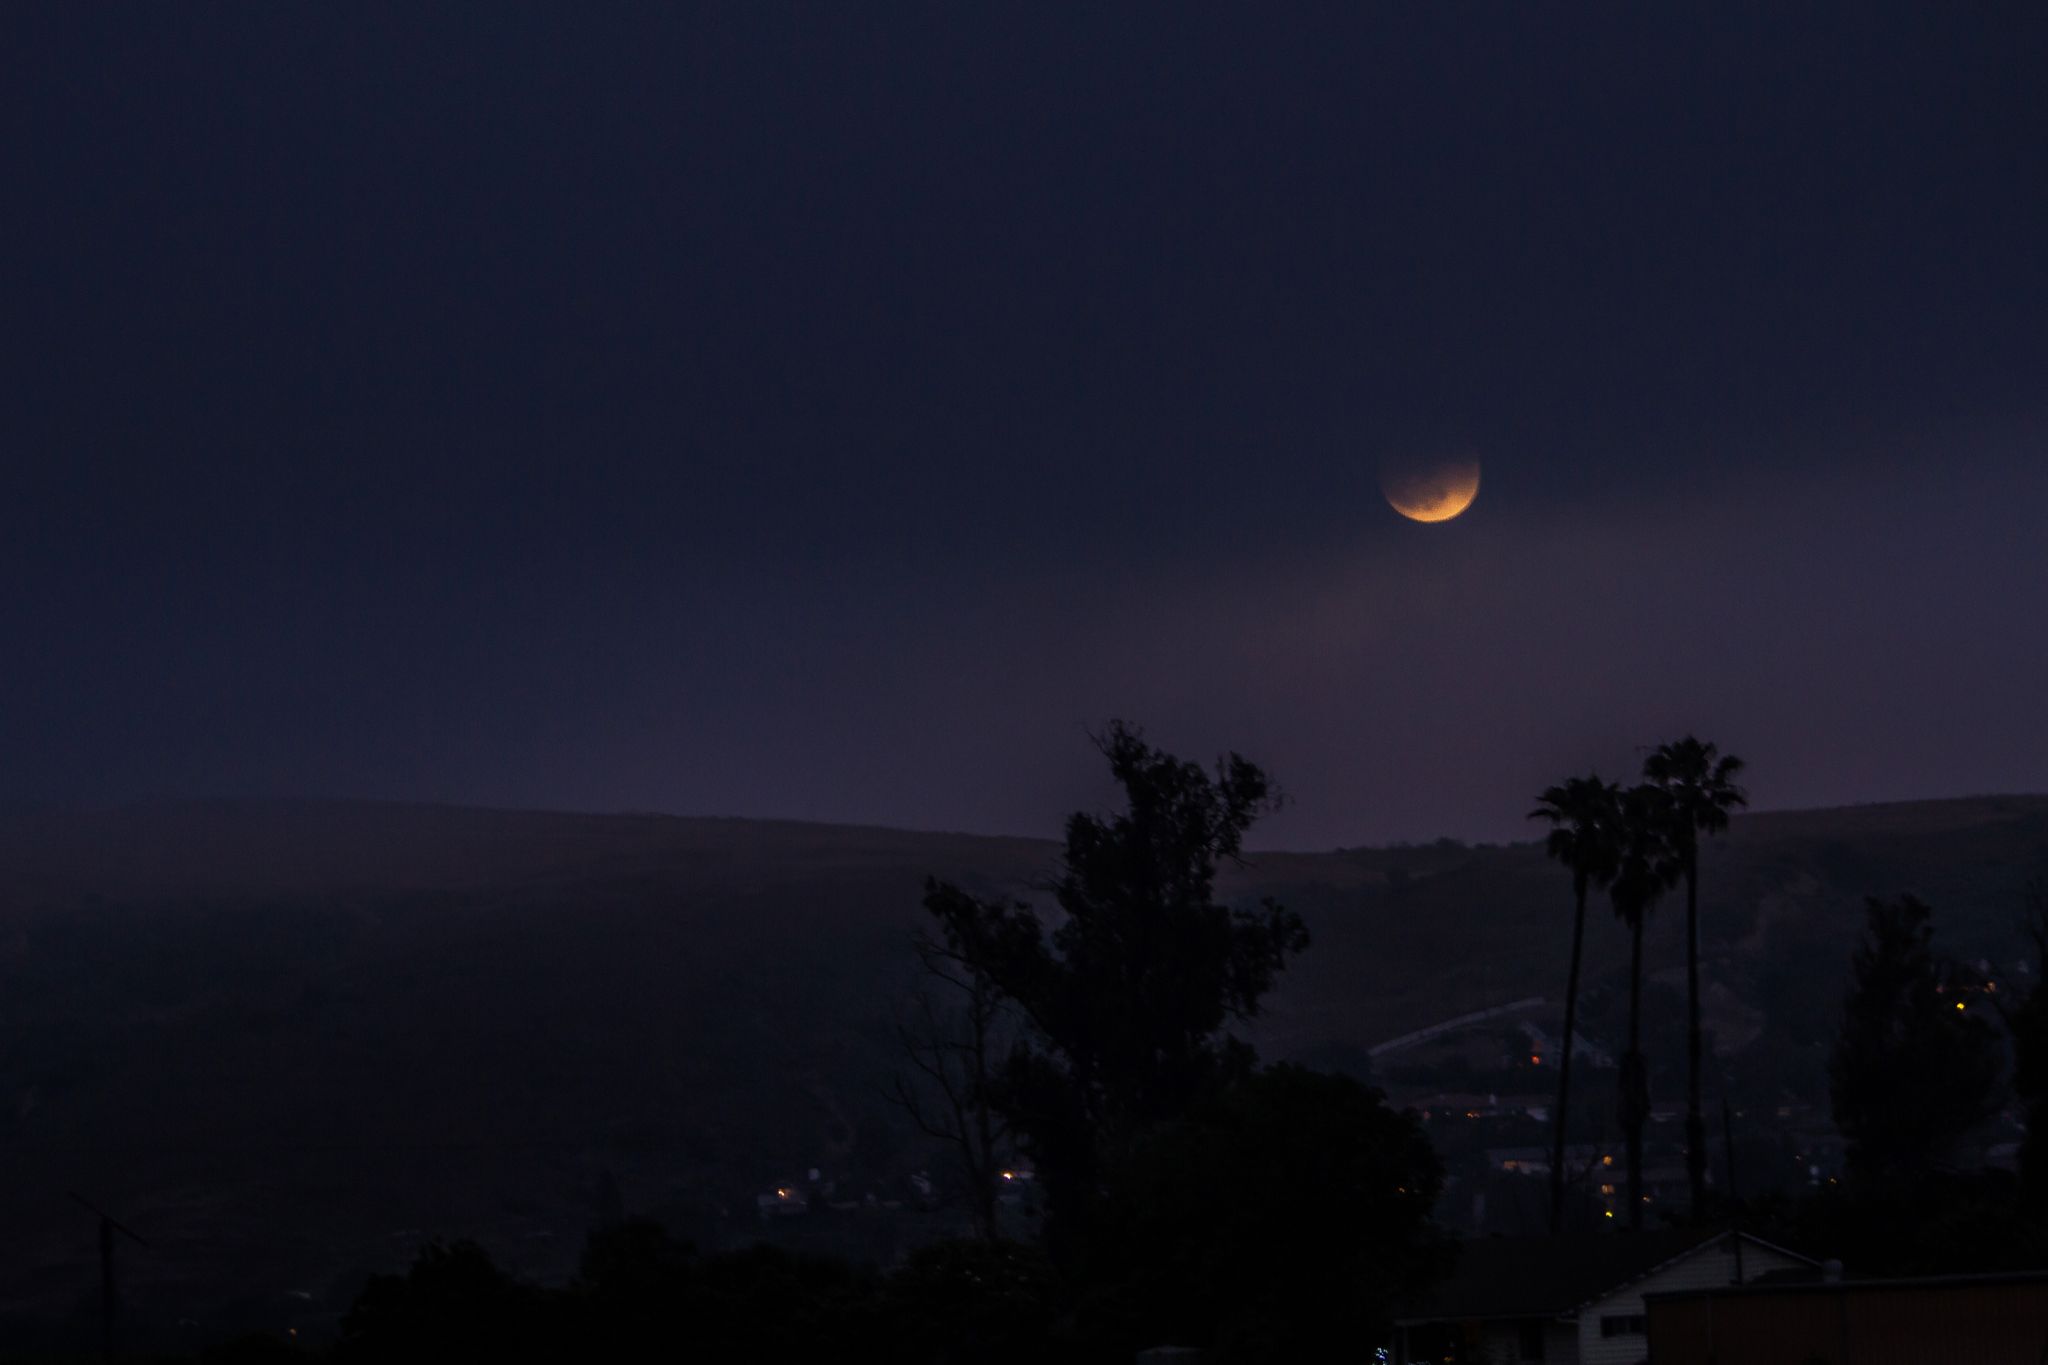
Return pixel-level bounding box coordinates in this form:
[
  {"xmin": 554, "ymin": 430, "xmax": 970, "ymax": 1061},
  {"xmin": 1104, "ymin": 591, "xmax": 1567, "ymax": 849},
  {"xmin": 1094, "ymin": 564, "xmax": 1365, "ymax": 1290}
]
[{"xmin": 1382, "ymin": 457, "xmax": 1481, "ymax": 523}]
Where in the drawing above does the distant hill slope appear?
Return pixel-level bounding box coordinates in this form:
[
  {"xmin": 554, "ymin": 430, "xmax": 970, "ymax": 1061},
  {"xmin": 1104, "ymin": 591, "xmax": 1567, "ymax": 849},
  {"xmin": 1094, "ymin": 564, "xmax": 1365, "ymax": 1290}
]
[{"xmin": 0, "ymin": 795, "xmax": 2044, "ymax": 1344}]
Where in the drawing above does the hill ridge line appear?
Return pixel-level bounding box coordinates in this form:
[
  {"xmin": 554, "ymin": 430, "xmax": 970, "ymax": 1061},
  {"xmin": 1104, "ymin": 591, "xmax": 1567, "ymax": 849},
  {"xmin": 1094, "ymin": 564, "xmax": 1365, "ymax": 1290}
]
[{"xmin": 4, "ymin": 790, "xmax": 2046, "ymax": 858}]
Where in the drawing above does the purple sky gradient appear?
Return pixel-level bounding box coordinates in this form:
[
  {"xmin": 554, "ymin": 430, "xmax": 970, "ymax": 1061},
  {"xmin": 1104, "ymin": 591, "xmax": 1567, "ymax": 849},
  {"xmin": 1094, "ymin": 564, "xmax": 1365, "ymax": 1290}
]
[
  {"xmin": 476, "ymin": 413, "xmax": 2048, "ymax": 847},
  {"xmin": 4, "ymin": 5, "xmax": 2044, "ymax": 848}
]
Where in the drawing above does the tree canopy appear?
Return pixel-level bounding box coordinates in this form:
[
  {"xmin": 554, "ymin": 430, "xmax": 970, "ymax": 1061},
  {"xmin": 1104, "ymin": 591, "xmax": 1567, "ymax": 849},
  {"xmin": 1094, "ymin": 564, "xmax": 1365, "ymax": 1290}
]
[
  {"xmin": 1830, "ymin": 895, "xmax": 2001, "ymax": 1185},
  {"xmin": 1089, "ymin": 1065, "xmax": 1447, "ymax": 1360},
  {"xmin": 922, "ymin": 722, "xmax": 1310, "ymax": 1247}
]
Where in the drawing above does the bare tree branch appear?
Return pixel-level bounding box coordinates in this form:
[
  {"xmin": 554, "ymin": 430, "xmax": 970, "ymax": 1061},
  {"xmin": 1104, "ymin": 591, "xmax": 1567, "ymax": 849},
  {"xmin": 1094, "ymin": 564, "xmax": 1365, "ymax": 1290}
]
[{"xmin": 886, "ymin": 928, "xmax": 1019, "ymax": 1239}]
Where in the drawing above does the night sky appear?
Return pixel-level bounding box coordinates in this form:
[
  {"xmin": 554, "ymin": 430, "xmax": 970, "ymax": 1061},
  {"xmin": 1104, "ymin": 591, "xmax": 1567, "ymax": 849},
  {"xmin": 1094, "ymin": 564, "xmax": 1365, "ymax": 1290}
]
[{"xmin": 6, "ymin": 4, "xmax": 2045, "ymax": 847}]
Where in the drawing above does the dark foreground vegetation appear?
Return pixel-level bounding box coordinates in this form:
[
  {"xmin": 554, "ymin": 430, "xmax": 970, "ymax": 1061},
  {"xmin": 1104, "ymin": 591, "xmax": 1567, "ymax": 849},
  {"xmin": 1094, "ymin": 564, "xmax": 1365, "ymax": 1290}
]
[
  {"xmin": 11, "ymin": 730, "xmax": 2048, "ymax": 1360},
  {"xmin": 153, "ymin": 724, "xmax": 1452, "ymax": 1362},
  {"xmin": 1742, "ymin": 884, "xmax": 2048, "ymax": 1277},
  {"xmin": 234, "ymin": 734, "xmax": 2048, "ymax": 1360},
  {"xmin": 1530, "ymin": 743, "xmax": 2048, "ymax": 1283},
  {"xmin": 861, "ymin": 723, "xmax": 1450, "ymax": 1359}
]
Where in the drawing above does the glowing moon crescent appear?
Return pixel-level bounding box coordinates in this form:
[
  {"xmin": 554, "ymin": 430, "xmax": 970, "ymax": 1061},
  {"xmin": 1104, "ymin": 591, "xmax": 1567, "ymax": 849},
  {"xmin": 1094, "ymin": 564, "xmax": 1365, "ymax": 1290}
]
[{"xmin": 1381, "ymin": 456, "xmax": 1481, "ymax": 523}]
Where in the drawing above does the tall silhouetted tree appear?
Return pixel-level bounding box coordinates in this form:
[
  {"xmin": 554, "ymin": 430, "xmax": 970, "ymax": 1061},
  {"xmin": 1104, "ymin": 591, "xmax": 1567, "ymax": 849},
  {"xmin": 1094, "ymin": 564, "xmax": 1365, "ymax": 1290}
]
[
  {"xmin": 1610, "ymin": 783, "xmax": 1680, "ymax": 1230},
  {"xmin": 1530, "ymin": 774, "xmax": 1623, "ymax": 1233},
  {"xmin": 922, "ymin": 721, "xmax": 1309, "ymax": 1261},
  {"xmin": 1643, "ymin": 736, "xmax": 1747, "ymax": 1220},
  {"xmin": 1831, "ymin": 895, "xmax": 2000, "ymax": 1187}
]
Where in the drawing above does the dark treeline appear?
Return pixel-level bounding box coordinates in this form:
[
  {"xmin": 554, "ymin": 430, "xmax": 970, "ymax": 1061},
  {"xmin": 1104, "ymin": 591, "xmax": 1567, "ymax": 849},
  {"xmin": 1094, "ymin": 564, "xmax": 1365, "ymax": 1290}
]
[
  {"xmin": 328, "ymin": 1229, "xmax": 1057, "ymax": 1364},
  {"xmin": 1749, "ymin": 884, "xmax": 2048, "ymax": 1274},
  {"xmin": 1534, "ymin": 739, "xmax": 2048, "ymax": 1274},
  {"xmin": 141, "ymin": 727, "xmax": 2048, "ymax": 1362},
  {"xmin": 320, "ymin": 723, "xmax": 1449, "ymax": 1363},
  {"xmin": 319, "ymin": 1069, "xmax": 1443, "ymax": 1363}
]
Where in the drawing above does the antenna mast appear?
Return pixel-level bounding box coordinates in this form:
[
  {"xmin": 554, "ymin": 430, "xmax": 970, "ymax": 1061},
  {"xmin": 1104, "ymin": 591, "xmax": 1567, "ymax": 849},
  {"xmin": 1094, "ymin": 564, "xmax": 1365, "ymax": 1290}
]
[{"xmin": 69, "ymin": 1193, "xmax": 146, "ymax": 1364}]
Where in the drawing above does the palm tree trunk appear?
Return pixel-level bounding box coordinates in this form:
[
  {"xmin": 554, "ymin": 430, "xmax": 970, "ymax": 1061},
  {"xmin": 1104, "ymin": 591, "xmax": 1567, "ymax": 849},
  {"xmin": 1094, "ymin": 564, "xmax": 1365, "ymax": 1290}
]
[
  {"xmin": 1685, "ymin": 855, "xmax": 1707, "ymax": 1221},
  {"xmin": 1550, "ymin": 876, "xmax": 1588, "ymax": 1234},
  {"xmin": 1626, "ymin": 911, "xmax": 1646, "ymax": 1232}
]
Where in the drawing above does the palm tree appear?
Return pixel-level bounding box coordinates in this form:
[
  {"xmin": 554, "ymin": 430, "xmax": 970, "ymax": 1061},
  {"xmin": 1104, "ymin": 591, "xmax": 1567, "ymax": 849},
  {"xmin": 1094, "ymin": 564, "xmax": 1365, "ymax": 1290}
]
[
  {"xmin": 1611, "ymin": 782, "xmax": 1680, "ymax": 1231},
  {"xmin": 1530, "ymin": 774, "xmax": 1623, "ymax": 1234},
  {"xmin": 1644, "ymin": 736, "xmax": 1748, "ymax": 1221}
]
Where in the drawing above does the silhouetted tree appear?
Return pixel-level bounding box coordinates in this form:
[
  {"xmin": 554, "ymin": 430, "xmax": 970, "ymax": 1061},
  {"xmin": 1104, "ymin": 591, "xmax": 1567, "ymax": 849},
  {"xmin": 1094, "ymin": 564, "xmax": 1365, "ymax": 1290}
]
[
  {"xmin": 1530, "ymin": 774, "xmax": 1623, "ymax": 1234},
  {"xmin": 1089, "ymin": 1065, "xmax": 1447, "ymax": 1362},
  {"xmin": 1611, "ymin": 782, "xmax": 1680, "ymax": 1230},
  {"xmin": 1765, "ymin": 1164, "xmax": 2046, "ymax": 1280},
  {"xmin": 889, "ymin": 920, "xmax": 1016, "ymax": 1239},
  {"xmin": 576, "ymin": 1217, "xmax": 697, "ymax": 1353},
  {"xmin": 339, "ymin": 1240, "xmax": 562, "ymax": 1362},
  {"xmin": 1643, "ymin": 735, "xmax": 1747, "ymax": 1220},
  {"xmin": 587, "ymin": 1235, "xmax": 887, "ymax": 1363},
  {"xmin": 1830, "ymin": 895, "xmax": 2000, "ymax": 1187},
  {"xmin": 884, "ymin": 1238, "xmax": 1062, "ymax": 1365},
  {"xmin": 922, "ymin": 722, "xmax": 1309, "ymax": 1262},
  {"xmin": 351, "ymin": 1223, "xmax": 1050, "ymax": 1365},
  {"xmin": 2008, "ymin": 880, "xmax": 2048, "ymax": 1206},
  {"xmin": 690, "ymin": 1244, "xmax": 890, "ymax": 1362}
]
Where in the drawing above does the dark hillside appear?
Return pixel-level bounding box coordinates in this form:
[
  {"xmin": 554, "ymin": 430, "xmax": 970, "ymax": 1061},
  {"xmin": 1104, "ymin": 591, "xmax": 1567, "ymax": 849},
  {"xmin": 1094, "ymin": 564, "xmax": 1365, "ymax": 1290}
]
[{"xmin": 0, "ymin": 796, "xmax": 2043, "ymax": 1346}]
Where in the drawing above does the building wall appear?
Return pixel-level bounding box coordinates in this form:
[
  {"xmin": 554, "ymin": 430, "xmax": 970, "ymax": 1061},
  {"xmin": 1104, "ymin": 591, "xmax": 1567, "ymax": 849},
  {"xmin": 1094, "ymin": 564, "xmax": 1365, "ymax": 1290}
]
[
  {"xmin": 1648, "ymin": 1279, "xmax": 2048, "ymax": 1365},
  {"xmin": 1575, "ymin": 1239, "xmax": 1808, "ymax": 1365}
]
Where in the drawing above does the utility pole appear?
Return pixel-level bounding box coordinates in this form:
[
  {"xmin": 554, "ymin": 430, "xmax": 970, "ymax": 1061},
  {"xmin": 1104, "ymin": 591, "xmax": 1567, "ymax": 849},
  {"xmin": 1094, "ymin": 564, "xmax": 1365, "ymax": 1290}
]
[
  {"xmin": 69, "ymin": 1193, "xmax": 145, "ymax": 1364},
  {"xmin": 1721, "ymin": 1100, "xmax": 1744, "ymax": 1285}
]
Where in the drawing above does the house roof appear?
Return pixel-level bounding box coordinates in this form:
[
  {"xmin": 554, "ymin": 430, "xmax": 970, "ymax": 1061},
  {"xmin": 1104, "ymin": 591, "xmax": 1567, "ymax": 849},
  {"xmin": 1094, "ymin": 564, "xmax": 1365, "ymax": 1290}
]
[
  {"xmin": 1645, "ymin": 1267, "xmax": 2048, "ymax": 1301},
  {"xmin": 1395, "ymin": 1229, "xmax": 1812, "ymax": 1324}
]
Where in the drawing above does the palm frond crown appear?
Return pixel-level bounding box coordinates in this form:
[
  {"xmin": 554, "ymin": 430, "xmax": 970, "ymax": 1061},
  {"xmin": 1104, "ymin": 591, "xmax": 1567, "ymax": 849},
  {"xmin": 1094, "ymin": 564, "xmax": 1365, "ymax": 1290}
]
[
  {"xmin": 1644, "ymin": 735, "xmax": 1749, "ymax": 839},
  {"xmin": 1529, "ymin": 774, "xmax": 1624, "ymax": 888}
]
